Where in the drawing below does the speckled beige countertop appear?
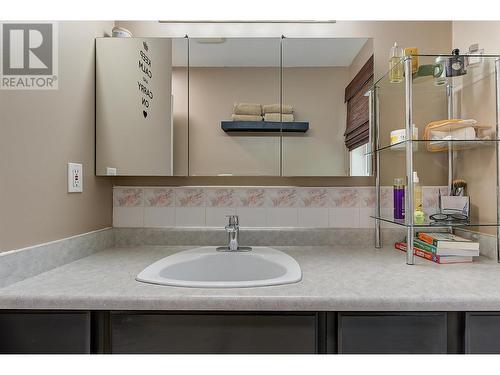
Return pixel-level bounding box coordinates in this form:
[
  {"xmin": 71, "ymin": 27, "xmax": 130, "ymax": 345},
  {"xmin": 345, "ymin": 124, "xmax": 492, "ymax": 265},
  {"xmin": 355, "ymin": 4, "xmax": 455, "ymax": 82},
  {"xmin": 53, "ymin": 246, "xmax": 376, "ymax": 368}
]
[{"xmin": 0, "ymin": 245, "xmax": 499, "ymax": 311}]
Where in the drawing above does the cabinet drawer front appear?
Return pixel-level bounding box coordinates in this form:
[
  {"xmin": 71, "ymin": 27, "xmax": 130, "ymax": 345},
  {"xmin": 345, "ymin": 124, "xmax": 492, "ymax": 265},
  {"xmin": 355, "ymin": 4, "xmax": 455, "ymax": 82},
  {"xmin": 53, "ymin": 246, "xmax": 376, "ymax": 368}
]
[
  {"xmin": 466, "ymin": 313, "xmax": 500, "ymax": 354},
  {"xmin": 0, "ymin": 312, "xmax": 90, "ymax": 354},
  {"xmin": 338, "ymin": 313, "xmax": 447, "ymax": 354},
  {"xmin": 111, "ymin": 313, "xmax": 317, "ymax": 354}
]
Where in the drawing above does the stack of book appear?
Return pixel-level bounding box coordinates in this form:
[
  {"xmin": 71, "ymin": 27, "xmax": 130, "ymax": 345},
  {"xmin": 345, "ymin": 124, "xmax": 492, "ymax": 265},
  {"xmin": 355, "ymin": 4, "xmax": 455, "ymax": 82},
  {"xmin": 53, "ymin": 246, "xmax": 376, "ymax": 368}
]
[{"xmin": 395, "ymin": 232, "xmax": 480, "ymax": 264}]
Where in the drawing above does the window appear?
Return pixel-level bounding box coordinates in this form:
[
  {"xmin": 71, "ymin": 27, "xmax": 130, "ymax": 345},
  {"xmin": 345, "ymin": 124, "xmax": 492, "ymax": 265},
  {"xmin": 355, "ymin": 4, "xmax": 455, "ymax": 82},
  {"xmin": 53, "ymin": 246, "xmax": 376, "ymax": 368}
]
[{"xmin": 349, "ymin": 143, "xmax": 370, "ymax": 176}]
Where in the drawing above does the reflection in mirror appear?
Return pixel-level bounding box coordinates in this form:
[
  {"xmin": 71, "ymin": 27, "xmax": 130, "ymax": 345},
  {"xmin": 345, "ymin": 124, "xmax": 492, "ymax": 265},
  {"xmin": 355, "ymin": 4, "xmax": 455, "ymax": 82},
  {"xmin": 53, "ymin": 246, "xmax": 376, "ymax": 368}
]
[
  {"xmin": 172, "ymin": 38, "xmax": 189, "ymax": 176},
  {"xmin": 188, "ymin": 38, "xmax": 281, "ymax": 176},
  {"xmin": 281, "ymin": 38, "xmax": 374, "ymax": 176},
  {"xmin": 96, "ymin": 37, "xmax": 188, "ymax": 176}
]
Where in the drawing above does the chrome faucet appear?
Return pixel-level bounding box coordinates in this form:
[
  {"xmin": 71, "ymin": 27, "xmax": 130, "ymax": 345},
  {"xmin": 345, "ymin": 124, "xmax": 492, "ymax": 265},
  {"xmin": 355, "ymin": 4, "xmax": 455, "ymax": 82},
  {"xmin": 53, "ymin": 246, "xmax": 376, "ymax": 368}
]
[
  {"xmin": 225, "ymin": 215, "xmax": 240, "ymax": 251},
  {"xmin": 217, "ymin": 215, "xmax": 251, "ymax": 252}
]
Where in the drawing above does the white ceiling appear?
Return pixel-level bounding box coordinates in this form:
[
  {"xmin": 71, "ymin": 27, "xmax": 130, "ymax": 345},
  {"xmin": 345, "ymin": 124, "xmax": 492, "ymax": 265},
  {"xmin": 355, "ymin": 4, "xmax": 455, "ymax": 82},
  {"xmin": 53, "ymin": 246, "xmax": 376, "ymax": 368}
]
[{"xmin": 172, "ymin": 38, "xmax": 369, "ymax": 67}]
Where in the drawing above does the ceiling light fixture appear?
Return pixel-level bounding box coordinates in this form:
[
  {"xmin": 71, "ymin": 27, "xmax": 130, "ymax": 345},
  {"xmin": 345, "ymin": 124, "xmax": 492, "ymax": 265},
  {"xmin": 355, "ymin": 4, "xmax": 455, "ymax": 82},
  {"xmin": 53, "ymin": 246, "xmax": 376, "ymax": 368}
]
[{"xmin": 159, "ymin": 20, "xmax": 336, "ymax": 24}]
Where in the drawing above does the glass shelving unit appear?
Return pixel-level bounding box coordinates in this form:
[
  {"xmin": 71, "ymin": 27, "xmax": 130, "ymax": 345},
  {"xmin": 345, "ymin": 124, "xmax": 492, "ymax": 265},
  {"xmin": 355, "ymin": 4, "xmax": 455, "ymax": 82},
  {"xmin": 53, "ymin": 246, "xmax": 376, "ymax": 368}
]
[{"xmin": 368, "ymin": 53, "xmax": 500, "ymax": 265}]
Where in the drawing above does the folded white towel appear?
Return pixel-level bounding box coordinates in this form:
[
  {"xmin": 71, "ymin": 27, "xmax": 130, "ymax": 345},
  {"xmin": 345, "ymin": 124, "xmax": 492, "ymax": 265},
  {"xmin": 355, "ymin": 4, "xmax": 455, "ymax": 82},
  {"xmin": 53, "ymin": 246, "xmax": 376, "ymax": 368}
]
[
  {"xmin": 262, "ymin": 103, "xmax": 293, "ymax": 114},
  {"xmin": 264, "ymin": 113, "xmax": 295, "ymax": 122},
  {"xmin": 430, "ymin": 126, "xmax": 476, "ymax": 140},
  {"xmin": 232, "ymin": 114, "xmax": 263, "ymax": 122},
  {"xmin": 233, "ymin": 103, "xmax": 262, "ymax": 116}
]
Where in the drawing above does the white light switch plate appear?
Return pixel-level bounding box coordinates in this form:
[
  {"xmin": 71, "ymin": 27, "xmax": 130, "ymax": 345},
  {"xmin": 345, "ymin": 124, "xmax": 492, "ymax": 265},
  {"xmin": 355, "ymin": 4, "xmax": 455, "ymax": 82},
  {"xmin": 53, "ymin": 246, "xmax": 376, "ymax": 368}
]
[{"xmin": 68, "ymin": 163, "xmax": 83, "ymax": 193}]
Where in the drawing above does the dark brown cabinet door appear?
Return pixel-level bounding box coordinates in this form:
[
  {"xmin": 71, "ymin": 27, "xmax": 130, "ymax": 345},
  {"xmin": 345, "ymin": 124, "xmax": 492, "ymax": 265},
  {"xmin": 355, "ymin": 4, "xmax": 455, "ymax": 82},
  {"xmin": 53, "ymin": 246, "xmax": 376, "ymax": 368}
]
[
  {"xmin": 0, "ymin": 312, "xmax": 91, "ymax": 354},
  {"xmin": 111, "ymin": 312, "xmax": 318, "ymax": 354},
  {"xmin": 338, "ymin": 313, "xmax": 447, "ymax": 354},
  {"xmin": 466, "ymin": 313, "xmax": 500, "ymax": 354}
]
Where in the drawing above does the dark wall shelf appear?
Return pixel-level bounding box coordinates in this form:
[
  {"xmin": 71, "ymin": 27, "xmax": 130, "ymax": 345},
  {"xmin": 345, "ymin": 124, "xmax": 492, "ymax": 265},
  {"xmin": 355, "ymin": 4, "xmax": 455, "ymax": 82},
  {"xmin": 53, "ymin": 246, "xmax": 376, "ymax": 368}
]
[{"xmin": 221, "ymin": 121, "xmax": 309, "ymax": 133}]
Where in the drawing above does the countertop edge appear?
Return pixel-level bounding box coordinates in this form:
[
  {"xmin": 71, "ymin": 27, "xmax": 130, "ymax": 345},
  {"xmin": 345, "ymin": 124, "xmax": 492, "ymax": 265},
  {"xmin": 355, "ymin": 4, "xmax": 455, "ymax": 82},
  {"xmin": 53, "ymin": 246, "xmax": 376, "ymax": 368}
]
[{"xmin": 2, "ymin": 295, "xmax": 500, "ymax": 311}]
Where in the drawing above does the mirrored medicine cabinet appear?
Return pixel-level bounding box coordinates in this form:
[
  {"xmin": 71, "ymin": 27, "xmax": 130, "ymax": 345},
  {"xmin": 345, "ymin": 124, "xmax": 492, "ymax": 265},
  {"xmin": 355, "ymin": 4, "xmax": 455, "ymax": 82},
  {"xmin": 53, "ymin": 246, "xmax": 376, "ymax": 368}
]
[{"xmin": 95, "ymin": 36, "xmax": 373, "ymax": 177}]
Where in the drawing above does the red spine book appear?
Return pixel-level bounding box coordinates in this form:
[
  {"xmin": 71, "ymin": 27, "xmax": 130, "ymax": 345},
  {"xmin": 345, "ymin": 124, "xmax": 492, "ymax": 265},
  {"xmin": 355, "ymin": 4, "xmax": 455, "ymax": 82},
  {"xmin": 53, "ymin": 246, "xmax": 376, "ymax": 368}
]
[
  {"xmin": 394, "ymin": 242, "xmax": 472, "ymax": 264},
  {"xmin": 395, "ymin": 242, "xmax": 437, "ymax": 262}
]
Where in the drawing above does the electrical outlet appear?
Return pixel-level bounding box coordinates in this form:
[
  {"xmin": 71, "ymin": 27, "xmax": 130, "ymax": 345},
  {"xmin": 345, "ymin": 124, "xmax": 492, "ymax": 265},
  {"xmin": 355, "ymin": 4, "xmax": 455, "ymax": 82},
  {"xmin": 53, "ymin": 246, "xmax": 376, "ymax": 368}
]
[
  {"xmin": 68, "ymin": 163, "xmax": 83, "ymax": 193},
  {"xmin": 467, "ymin": 43, "xmax": 483, "ymax": 66}
]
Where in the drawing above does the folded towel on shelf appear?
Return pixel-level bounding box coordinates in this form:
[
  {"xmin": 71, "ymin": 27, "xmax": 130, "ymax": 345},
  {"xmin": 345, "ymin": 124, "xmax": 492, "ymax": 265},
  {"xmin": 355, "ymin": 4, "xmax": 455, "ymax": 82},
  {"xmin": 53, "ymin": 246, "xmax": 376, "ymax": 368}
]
[
  {"xmin": 264, "ymin": 113, "xmax": 295, "ymax": 122},
  {"xmin": 233, "ymin": 103, "xmax": 262, "ymax": 116},
  {"xmin": 262, "ymin": 103, "xmax": 293, "ymax": 114},
  {"xmin": 231, "ymin": 114, "xmax": 263, "ymax": 122}
]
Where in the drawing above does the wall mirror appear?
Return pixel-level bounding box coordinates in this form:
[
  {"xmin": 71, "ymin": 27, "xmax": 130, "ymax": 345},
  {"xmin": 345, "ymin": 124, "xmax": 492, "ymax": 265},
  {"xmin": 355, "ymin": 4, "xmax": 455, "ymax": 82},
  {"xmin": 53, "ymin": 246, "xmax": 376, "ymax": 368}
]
[{"xmin": 95, "ymin": 37, "xmax": 373, "ymax": 177}]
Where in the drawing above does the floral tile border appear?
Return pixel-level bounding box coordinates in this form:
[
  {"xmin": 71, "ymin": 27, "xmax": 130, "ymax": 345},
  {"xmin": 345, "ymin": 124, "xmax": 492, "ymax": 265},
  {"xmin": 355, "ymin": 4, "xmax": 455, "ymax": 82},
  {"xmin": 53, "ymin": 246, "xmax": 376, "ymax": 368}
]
[
  {"xmin": 144, "ymin": 188, "xmax": 174, "ymax": 207},
  {"xmin": 175, "ymin": 188, "xmax": 206, "ymax": 207},
  {"xmin": 299, "ymin": 188, "xmax": 329, "ymax": 208},
  {"xmin": 113, "ymin": 186, "xmax": 447, "ymax": 228},
  {"xmin": 114, "ymin": 186, "xmax": 446, "ymax": 209},
  {"xmin": 237, "ymin": 188, "xmax": 266, "ymax": 207},
  {"xmin": 329, "ymin": 188, "xmax": 359, "ymax": 208},
  {"xmin": 266, "ymin": 188, "xmax": 299, "ymax": 208},
  {"xmin": 113, "ymin": 188, "xmax": 143, "ymax": 207}
]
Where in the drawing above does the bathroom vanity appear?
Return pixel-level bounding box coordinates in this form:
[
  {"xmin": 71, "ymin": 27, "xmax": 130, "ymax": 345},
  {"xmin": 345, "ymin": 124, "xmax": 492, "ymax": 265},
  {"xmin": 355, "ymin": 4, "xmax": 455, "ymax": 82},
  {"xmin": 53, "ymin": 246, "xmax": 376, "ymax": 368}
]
[
  {"xmin": 3, "ymin": 309, "xmax": 500, "ymax": 354},
  {"xmin": 1, "ymin": 243, "xmax": 500, "ymax": 354}
]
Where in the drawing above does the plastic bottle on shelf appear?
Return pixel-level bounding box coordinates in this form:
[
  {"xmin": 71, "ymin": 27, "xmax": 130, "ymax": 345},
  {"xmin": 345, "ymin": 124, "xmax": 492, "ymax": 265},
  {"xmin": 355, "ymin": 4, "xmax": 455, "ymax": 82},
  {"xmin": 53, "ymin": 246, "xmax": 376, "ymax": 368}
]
[
  {"xmin": 413, "ymin": 171, "xmax": 424, "ymax": 224},
  {"xmin": 389, "ymin": 42, "xmax": 404, "ymax": 83},
  {"xmin": 404, "ymin": 47, "xmax": 419, "ymax": 74},
  {"xmin": 393, "ymin": 178, "xmax": 405, "ymax": 220}
]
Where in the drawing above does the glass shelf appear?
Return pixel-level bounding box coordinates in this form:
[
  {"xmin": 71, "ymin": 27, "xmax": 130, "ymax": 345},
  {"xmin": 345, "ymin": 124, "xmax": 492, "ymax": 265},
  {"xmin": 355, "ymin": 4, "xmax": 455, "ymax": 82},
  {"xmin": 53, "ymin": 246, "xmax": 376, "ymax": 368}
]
[
  {"xmin": 371, "ymin": 215, "xmax": 500, "ymax": 228},
  {"xmin": 369, "ymin": 53, "xmax": 500, "ymax": 149},
  {"xmin": 371, "ymin": 54, "xmax": 500, "ymax": 89},
  {"xmin": 366, "ymin": 139, "xmax": 499, "ymax": 155}
]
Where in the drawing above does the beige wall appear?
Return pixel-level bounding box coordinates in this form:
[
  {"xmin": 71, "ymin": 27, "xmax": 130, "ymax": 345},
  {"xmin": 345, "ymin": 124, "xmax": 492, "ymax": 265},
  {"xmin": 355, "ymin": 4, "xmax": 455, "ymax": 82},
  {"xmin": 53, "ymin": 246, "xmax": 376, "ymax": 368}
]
[
  {"xmin": 189, "ymin": 67, "xmax": 281, "ymax": 176},
  {"xmin": 452, "ymin": 21, "xmax": 500, "ymax": 234},
  {"xmin": 115, "ymin": 20, "xmax": 453, "ymax": 186},
  {"xmin": 453, "ymin": 21, "xmax": 500, "ymax": 54},
  {"xmin": 185, "ymin": 66, "xmax": 350, "ymax": 176},
  {"xmin": 349, "ymin": 38, "xmax": 373, "ymax": 81},
  {"xmin": 0, "ymin": 22, "xmax": 114, "ymax": 252},
  {"xmin": 282, "ymin": 67, "xmax": 349, "ymax": 176}
]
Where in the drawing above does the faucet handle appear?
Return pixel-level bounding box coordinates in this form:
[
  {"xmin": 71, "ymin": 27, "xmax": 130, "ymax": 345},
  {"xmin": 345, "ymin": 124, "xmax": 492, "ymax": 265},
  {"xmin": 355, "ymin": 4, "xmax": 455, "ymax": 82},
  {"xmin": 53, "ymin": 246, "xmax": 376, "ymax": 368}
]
[{"xmin": 226, "ymin": 215, "xmax": 239, "ymax": 226}]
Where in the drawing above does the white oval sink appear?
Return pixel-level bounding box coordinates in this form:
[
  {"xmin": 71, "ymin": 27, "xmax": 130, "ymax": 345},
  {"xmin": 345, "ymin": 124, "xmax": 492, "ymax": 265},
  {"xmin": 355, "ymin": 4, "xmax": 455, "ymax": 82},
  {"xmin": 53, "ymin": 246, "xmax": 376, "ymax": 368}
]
[{"xmin": 136, "ymin": 246, "xmax": 302, "ymax": 288}]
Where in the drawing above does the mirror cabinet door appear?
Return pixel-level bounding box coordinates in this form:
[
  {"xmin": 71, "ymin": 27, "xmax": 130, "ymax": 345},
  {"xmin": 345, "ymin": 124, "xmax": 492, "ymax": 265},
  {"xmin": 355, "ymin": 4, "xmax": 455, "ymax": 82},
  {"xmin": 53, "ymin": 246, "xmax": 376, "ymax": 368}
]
[
  {"xmin": 188, "ymin": 38, "xmax": 282, "ymax": 176},
  {"xmin": 96, "ymin": 37, "xmax": 188, "ymax": 176},
  {"xmin": 281, "ymin": 38, "xmax": 373, "ymax": 176},
  {"xmin": 172, "ymin": 38, "xmax": 189, "ymax": 176}
]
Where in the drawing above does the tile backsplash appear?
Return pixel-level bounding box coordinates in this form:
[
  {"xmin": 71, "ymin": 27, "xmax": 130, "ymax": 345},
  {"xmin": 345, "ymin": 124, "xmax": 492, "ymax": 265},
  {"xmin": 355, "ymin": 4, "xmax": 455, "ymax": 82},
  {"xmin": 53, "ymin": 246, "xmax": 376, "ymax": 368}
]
[{"xmin": 113, "ymin": 186, "xmax": 444, "ymax": 229}]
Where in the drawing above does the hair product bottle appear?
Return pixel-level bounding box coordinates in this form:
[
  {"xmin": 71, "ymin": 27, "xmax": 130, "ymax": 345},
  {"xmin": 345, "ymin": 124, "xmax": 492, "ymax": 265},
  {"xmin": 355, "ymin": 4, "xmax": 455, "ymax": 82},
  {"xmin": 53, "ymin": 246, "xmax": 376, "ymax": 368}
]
[{"xmin": 393, "ymin": 178, "xmax": 405, "ymax": 220}]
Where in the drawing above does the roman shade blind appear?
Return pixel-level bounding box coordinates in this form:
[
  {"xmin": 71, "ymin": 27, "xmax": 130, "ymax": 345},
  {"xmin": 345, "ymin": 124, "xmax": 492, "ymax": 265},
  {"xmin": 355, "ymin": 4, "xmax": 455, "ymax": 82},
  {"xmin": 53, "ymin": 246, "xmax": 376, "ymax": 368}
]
[{"xmin": 344, "ymin": 55, "xmax": 374, "ymax": 151}]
